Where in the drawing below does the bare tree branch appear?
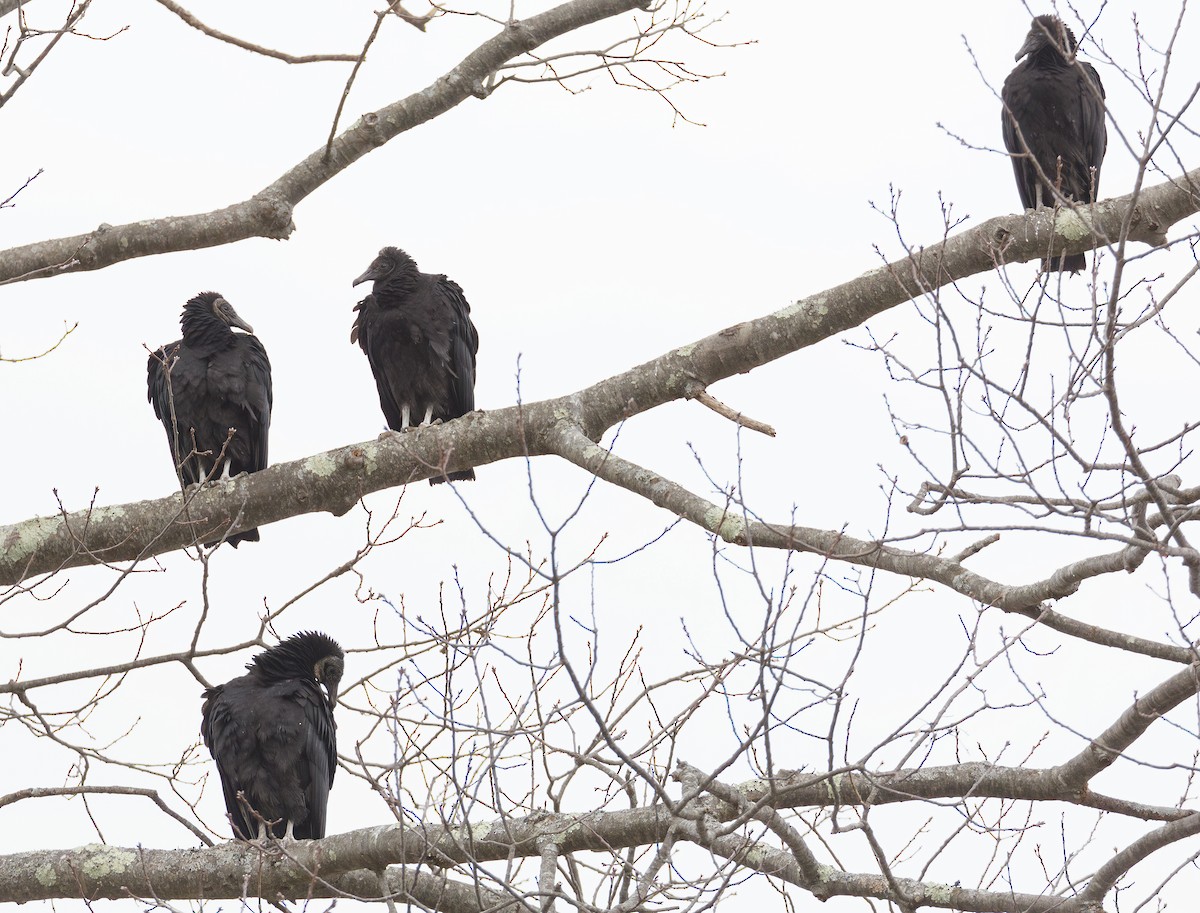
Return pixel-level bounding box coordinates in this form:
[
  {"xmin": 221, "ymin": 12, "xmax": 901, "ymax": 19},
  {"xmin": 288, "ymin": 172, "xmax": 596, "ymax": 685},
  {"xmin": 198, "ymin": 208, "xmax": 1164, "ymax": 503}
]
[
  {"xmin": 0, "ymin": 167, "xmax": 41, "ymax": 208},
  {"xmin": 549, "ymin": 425, "xmax": 1189, "ymax": 660},
  {"xmin": 5, "ymin": 10, "xmax": 1200, "ymax": 913},
  {"xmin": 0, "ymin": 0, "xmax": 654, "ymax": 284},
  {"xmin": 0, "ymin": 786, "xmax": 212, "ymax": 845},
  {"xmin": 1055, "ymin": 663, "xmax": 1200, "ymax": 788},
  {"xmin": 4, "ymin": 167, "xmax": 1200, "ymax": 601},
  {"xmin": 1081, "ymin": 812, "xmax": 1200, "ymax": 904},
  {"xmin": 688, "ymin": 384, "xmax": 777, "ymax": 436},
  {"xmin": 0, "ymin": 780, "xmax": 1165, "ymax": 913},
  {"xmin": 149, "ymin": 0, "xmax": 358, "ymax": 64},
  {"xmin": 0, "ymin": 0, "xmax": 97, "ymax": 108}
]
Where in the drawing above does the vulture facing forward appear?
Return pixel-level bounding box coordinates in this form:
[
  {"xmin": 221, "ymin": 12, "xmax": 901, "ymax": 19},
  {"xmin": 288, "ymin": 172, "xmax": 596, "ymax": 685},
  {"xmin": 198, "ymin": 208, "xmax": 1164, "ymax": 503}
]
[
  {"xmin": 147, "ymin": 292, "xmax": 272, "ymax": 546},
  {"xmin": 201, "ymin": 632, "xmax": 344, "ymax": 840},
  {"xmin": 1002, "ymin": 15, "xmax": 1107, "ymax": 273},
  {"xmin": 352, "ymin": 247, "xmax": 480, "ymax": 483}
]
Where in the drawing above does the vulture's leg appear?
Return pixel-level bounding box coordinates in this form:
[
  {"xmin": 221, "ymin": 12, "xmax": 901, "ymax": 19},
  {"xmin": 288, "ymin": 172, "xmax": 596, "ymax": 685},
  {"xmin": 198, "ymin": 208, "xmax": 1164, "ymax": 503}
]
[
  {"xmin": 282, "ymin": 820, "xmax": 296, "ymax": 842},
  {"xmin": 190, "ymin": 457, "xmax": 211, "ymax": 490},
  {"xmin": 401, "ymin": 404, "xmax": 411, "ymax": 430},
  {"xmin": 421, "ymin": 406, "xmax": 434, "ymax": 427}
]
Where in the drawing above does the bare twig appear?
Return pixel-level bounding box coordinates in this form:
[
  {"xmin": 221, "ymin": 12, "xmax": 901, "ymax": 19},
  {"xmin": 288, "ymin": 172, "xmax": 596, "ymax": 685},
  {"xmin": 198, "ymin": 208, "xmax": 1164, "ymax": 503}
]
[
  {"xmin": 150, "ymin": 0, "xmax": 357, "ymax": 63},
  {"xmin": 688, "ymin": 384, "xmax": 777, "ymax": 436}
]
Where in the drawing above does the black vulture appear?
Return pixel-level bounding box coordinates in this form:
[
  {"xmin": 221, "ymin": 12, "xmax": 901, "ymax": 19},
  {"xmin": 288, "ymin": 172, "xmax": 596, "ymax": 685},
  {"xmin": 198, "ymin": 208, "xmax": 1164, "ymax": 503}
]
[
  {"xmin": 351, "ymin": 246, "xmax": 480, "ymax": 484},
  {"xmin": 147, "ymin": 291, "xmax": 272, "ymax": 546},
  {"xmin": 1001, "ymin": 14, "xmax": 1107, "ymax": 273},
  {"xmin": 201, "ymin": 631, "xmax": 344, "ymax": 841}
]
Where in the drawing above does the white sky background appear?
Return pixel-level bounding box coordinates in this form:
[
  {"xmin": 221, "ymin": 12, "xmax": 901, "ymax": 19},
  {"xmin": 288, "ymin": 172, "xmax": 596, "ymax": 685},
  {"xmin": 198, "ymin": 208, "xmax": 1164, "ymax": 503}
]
[{"xmin": 3, "ymin": 0, "xmax": 1200, "ymax": 910}]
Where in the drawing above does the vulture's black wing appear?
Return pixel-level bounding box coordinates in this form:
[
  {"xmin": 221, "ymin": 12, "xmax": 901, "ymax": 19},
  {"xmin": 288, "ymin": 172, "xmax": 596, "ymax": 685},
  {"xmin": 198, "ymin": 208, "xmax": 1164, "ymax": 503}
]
[
  {"xmin": 298, "ymin": 683, "xmax": 338, "ymax": 839},
  {"xmin": 352, "ymin": 295, "xmax": 409, "ymax": 432},
  {"xmin": 425, "ymin": 276, "xmax": 478, "ymax": 483},
  {"xmin": 438, "ymin": 276, "xmax": 479, "ymax": 419},
  {"xmin": 201, "ymin": 335, "xmax": 272, "ymax": 478},
  {"xmin": 147, "ymin": 342, "xmax": 208, "ymax": 487},
  {"xmin": 147, "ymin": 344, "xmax": 177, "ymax": 462},
  {"xmin": 235, "ymin": 334, "xmax": 273, "ymax": 474},
  {"xmin": 1000, "ymin": 70, "xmax": 1038, "ymax": 210},
  {"xmin": 1043, "ymin": 62, "xmax": 1106, "ymax": 203},
  {"xmin": 1080, "ymin": 62, "xmax": 1107, "ymax": 198},
  {"xmin": 147, "ymin": 345, "xmax": 174, "ymax": 425},
  {"xmin": 200, "ymin": 683, "xmax": 256, "ymax": 840}
]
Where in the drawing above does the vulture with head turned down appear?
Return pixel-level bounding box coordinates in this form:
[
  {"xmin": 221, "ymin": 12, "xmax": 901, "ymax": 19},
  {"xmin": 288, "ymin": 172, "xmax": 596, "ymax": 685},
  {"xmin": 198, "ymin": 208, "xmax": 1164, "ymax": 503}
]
[
  {"xmin": 146, "ymin": 291, "xmax": 272, "ymax": 546},
  {"xmin": 201, "ymin": 632, "xmax": 344, "ymax": 841},
  {"xmin": 351, "ymin": 246, "xmax": 480, "ymax": 483},
  {"xmin": 1001, "ymin": 14, "xmax": 1107, "ymax": 273}
]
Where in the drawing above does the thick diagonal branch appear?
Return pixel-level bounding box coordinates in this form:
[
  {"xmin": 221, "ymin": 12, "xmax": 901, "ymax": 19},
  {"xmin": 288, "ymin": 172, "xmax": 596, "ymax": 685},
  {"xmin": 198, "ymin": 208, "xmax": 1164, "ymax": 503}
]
[
  {"xmin": 1081, "ymin": 812, "xmax": 1200, "ymax": 903},
  {"xmin": 1055, "ymin": 663, "xmax": 1200, "ymax": 788},
  {"xmin": 548, "ymin": 425, "xmax": 1191, "ymax": 662},
  {"xmin": 5, "ymin": 168, "xmax": 1200, "ymax": 590},
  {"xmin": 0, "ymin": 0, "xmax": 651, "ymax": 283}
]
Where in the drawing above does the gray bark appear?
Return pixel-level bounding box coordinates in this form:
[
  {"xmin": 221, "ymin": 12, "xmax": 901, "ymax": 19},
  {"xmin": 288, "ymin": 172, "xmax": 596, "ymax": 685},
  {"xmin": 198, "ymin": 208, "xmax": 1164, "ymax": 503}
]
[
  {"xmin": 0, "ymin": 789, "xmax": 1140, "ymax": 911},
  {"xmin": 8, "ymin": 729, "xmax": 1193, "ymax": 913}
]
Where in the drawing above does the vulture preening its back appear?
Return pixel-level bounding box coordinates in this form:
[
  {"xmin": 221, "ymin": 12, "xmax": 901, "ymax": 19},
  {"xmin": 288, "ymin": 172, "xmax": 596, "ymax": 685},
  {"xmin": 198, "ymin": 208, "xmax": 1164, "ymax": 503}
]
[
  {"xmin": 201, "ymin": 632, "xmax": 344, "ymax": 840},
  {"xmin": 352, "ymin": 247, "xmax": 479, "ymax": 484},
  {"xmin": 1001, "ymin": 15, "xmax": 1107, "ymax": 273},
  {"xmin": 147, "ymin": 292, "xmax": 272, "ymax": 546}
]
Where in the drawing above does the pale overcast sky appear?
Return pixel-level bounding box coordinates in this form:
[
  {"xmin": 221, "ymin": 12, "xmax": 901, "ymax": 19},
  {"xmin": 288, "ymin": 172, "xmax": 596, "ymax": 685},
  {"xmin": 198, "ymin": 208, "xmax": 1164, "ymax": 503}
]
[{"xmin": 3, "ymin": 2, "xmax": 1199, "ymax": 910}]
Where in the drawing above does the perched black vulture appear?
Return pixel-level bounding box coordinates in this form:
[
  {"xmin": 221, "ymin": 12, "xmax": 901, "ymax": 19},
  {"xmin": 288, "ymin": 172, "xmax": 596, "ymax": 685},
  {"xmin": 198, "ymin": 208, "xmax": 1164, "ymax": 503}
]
[
  {"xmin": 201, "ymin": 632, "xmax": 344, "ymax": 841},
  {"xmin": 1002, "ymin": 14, "xmax": 1107, "ymax": 273},
  {"xmin": 351, "ymin": 246, "xmax": 480, "ymax": 484},
  {"xmin": 147, "ymin": 291, "xmax": 272, "ymax": 546}
]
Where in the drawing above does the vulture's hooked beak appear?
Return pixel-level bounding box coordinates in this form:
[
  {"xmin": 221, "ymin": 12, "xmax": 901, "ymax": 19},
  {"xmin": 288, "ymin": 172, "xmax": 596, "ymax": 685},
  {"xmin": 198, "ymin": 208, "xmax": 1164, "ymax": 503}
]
[
  {"xmin": 229, "ymin": 314, "xmax": 255, "ymax": 334},
  {"xmin": 324, "ymin": 677, "xmax": 340, "ymax": 710},
  {"xmin": 352, "ymin": 268, "xmax": 376, "ymax": 288},
  {"xmin": 1015, "ymin": 24, "xmax": 1061, "ymax": 61},
  {"xmin": 1014, "ymin": 33, "xmax": 1039, "ymax": 61}
]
